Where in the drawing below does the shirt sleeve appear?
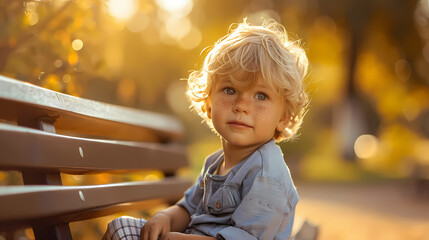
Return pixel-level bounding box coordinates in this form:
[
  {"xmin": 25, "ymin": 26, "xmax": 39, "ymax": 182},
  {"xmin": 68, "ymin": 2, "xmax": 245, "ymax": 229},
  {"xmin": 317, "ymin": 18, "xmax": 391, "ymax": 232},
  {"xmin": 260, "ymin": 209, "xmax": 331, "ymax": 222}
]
[
  {"xmin": 216, "ymin": 175, "xmax": 295, "ymax": 240},
  {"xmin": 176, "ymin": 173, "xmax": 204, "ymax": 216}
]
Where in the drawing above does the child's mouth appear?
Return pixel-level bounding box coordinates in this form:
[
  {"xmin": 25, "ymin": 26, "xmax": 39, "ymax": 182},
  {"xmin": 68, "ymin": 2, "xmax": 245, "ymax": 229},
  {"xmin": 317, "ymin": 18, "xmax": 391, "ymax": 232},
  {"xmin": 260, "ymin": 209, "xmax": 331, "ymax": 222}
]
[{"xmin": 227, "ymin": 121, "xmax": 252, "ymax": 128}]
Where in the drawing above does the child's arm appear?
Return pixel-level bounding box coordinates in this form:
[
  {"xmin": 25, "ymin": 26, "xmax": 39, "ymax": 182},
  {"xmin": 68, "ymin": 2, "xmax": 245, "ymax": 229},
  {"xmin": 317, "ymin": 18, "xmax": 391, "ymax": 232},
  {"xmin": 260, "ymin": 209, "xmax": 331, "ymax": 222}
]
[
  {"xmin": 160, "ymin": 232, "xmax": 217, "ymax": 240},
  {"xmin": 141, "ymin": 205, "xmax": 191, "ymax": 240}
]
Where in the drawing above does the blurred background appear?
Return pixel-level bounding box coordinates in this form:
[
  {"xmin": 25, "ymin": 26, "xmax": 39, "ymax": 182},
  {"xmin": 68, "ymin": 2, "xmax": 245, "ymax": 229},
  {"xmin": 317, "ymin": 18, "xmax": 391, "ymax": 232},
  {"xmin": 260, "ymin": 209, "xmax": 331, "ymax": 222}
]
[{"xmin": 1, "ymin": 0, "xmax": 429, "ymax": 239}]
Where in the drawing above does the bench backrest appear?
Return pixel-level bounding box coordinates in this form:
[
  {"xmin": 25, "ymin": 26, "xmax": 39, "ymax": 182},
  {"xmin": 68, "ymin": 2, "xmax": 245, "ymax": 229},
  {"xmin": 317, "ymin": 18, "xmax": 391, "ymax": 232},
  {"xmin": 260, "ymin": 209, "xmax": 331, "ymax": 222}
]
[{"xmin": 0, "ymin": 75, "xmax": 192, "ymax": 239}]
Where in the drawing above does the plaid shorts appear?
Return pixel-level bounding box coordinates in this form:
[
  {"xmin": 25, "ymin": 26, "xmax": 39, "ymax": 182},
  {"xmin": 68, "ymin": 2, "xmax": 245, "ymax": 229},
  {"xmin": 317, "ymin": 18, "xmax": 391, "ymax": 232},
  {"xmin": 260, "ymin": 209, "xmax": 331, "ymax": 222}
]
[{"xmin": 103, "ymin": 216, "xmax": 147, "ymax": 240}]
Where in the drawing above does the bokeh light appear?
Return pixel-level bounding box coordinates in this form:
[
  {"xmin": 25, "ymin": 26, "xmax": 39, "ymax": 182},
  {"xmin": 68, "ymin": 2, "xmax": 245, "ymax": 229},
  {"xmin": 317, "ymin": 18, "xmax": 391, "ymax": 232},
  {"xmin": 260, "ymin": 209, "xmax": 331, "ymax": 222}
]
[
  {"xmin": 26, "ymin": 12, "xmax": 38, "ymax": 26},
  {"xmin": 24, "ymin": 2, "xmax": 38, "ymax": 26},
  {"xmin": 54, "ymin": 59, "xmax": 63, "ymax": 68},
  {"xmin": 3, "ymin": 1, "xmax": 429, "ymax": 239},
  {"xmin": 354, "ymin": 134, "xmax": 379, "ymax": 159},
  {"xmin": 178, "ymin": 26, "xmax": 202, "ymax": 50},
  {"xmin": 62, "ymin": 74, "xmax": 71, "ymax": 83},
  {"xmin": 107, "ymin": 0, "xmax": 137, "ymax": 20},
  {"xmin": 68, "ymin": 51, "xmax": 78, "ymax": 65},
  {"xmin": 72, "ymin": 39, "xmax": 84, "ymax": 51},
  {"xmin": 126, "ymin": 12, "xmax": 150, "ymax": 32},
  {"xmin": 155, "ymin": 0, "xmax": 193, "ymax": 15},
  {"xmin": 165, "ymin": 17, "xmax": 191, "ymax": 40}
]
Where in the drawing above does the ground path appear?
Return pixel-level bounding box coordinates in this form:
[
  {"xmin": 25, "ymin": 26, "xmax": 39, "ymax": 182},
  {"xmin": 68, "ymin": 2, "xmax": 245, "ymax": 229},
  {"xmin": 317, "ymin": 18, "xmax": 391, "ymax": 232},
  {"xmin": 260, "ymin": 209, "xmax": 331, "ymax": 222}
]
[{"xmin": 295, "ymin": 181, "xmax": 429, "ymax": 240}]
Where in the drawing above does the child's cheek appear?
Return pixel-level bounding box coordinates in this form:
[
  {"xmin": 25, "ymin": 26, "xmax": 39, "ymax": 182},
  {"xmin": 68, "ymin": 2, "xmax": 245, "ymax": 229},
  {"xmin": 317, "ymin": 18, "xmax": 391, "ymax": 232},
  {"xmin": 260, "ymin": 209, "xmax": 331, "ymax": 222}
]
[
  {"xmin": 218, "ymin": 96, "xmax": 233, "ymax": 108},
  {"xmin": 255, "ymin": 105, "xmax": 272, "ymax": 125},
  {"xmin": 211, "ymin": 96, "xmax": 231, "ymax": 119},
  {"xmin": 255, "ymin": 104, "xmax": 267, "ymax": 114}
]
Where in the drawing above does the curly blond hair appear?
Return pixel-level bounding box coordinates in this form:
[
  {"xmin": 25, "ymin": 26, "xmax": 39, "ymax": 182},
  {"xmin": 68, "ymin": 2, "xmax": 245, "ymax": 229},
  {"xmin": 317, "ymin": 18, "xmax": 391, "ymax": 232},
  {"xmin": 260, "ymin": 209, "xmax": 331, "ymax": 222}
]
[{"xmin": 186, "ymin": 19, "xmax": 309, "ymax": 142}]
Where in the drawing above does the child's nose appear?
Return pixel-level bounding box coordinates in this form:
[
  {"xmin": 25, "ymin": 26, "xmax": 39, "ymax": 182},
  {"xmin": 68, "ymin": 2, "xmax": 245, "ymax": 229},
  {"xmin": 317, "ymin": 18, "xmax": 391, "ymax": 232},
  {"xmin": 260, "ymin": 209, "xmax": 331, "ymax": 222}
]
[{"xmin": 233, "ymin": 94, "xmax": 250, "ymax": 114}]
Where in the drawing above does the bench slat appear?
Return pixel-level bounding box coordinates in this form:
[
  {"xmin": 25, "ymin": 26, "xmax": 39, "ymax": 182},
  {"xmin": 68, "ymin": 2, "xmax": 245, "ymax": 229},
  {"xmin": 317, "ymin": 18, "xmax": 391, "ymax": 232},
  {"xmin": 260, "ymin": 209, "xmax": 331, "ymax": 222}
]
[
  {"xmin": 0, "ymin": 178, "xmax": 192, "ymax": 230},
  {"xmin": 0, "ymin": 75, "xmax": 192, "ymax": 238},
  {"xmin": 0, "ymin": 123, "xmax": 188, "ymax": 174},
  {"xmin": 0, "ymin": 75, "xmax": 183, "ymax": 142}
]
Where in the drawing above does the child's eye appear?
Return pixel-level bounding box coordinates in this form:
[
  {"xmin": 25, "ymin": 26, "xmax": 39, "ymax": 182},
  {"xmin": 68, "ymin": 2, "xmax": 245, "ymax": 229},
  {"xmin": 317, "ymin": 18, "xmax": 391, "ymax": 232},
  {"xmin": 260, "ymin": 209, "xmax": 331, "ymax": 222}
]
[
  {"xmin": 255, "ymin": 92, "xmax": 268, "ymax": 100},
  {"xmin": 224, "ymin": 87, "xmax": 235, "ymax": 95}
]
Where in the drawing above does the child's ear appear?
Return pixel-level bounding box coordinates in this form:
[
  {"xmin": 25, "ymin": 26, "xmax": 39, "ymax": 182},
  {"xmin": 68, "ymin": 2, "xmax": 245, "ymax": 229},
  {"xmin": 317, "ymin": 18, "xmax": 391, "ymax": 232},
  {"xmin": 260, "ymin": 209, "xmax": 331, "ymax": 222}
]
[
  {"xmin": 207, "ymin": 106, "xmax": 212, "ymax": 119},
  {"xmin": 205, "ymin": 98, "xmax": 212, "ymax": 119},
  {"xmin": 276, "ymin": 116, "xmax": 288, "ymax": 132}
]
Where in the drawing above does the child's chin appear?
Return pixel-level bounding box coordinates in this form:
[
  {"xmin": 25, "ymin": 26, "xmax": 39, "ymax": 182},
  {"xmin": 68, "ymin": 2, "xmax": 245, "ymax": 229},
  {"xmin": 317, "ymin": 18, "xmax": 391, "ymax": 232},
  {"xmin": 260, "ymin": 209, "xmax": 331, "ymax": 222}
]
[{"xmin": 223, "ymin": 137, "xmax": 265, "ymax": 148}]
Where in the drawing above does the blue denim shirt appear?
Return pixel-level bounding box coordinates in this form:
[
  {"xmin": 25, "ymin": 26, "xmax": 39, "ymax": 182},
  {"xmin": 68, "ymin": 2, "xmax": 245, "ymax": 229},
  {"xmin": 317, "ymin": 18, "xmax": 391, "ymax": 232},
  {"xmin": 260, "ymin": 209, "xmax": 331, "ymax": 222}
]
[{"xmin": 177, "ymin": 139, "xmax": 299, "ymax": 240}]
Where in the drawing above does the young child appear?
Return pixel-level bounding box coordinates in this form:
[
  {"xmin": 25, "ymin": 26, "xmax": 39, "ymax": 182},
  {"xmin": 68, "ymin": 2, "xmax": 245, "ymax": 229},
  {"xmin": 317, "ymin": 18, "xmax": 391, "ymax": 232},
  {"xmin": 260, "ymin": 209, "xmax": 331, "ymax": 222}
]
[{"xmin": 104, "ymin": 18, "xmax": 309, "ymax": 240}]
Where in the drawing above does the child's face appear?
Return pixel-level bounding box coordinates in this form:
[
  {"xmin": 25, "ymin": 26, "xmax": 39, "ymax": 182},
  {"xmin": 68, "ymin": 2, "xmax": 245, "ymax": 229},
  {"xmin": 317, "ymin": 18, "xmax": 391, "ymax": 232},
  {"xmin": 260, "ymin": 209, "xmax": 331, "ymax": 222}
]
[{"xmin": 207, "ymin": 76, "xmax": 288, "ymax": 148}]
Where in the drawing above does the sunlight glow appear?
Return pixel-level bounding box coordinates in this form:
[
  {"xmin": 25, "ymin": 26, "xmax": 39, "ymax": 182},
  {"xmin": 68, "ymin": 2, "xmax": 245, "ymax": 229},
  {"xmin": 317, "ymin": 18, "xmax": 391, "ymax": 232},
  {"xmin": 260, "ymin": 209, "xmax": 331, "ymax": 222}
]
[
  {"xmin": 178, "ymin": 26, "xmax": 202, "ymax": 50},
  {"xmin": 155, "ymin": 0, "xmax": 193, "ymax": 14},
  {"xmin": 126, "ymin": 12, "xmax": 149, "ymax": 32},
  {"xmin": 165, "ymin": 17, "xmax": 191, "ymax": 40},
  {"xmin": 144, "ymin": 174, "xmax": 162, "ymax": 181},
  {"xmin": 107, "ymin": 0, "xmax": 137, "ymax": 20},
  {"xmin": 24, "ymin": 2, "xmax": 39, "ymax": 25},
  {"xmin": 354, "ymin": 134, "xmax": 379, "ymax": 159},
  {"xmin": 27, "ymin": 12, "xmax": 39, "ymax": 26}
]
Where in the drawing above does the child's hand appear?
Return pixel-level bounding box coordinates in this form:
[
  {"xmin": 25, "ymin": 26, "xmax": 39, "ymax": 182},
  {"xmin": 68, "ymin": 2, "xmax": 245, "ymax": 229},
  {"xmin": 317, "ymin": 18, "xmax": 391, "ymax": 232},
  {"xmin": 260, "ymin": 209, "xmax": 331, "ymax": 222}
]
[{"xmin": 140, "ymin": 212, "xmax": 171, "ymax": 240}]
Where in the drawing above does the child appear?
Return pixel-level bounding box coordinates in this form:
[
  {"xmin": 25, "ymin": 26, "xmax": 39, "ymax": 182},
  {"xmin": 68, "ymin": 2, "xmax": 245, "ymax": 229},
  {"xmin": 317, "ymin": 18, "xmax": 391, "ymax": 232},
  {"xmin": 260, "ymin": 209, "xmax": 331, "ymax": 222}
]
[{"xmin": 104, "ymin": 18, "xmax": 309, "ymax": 240}]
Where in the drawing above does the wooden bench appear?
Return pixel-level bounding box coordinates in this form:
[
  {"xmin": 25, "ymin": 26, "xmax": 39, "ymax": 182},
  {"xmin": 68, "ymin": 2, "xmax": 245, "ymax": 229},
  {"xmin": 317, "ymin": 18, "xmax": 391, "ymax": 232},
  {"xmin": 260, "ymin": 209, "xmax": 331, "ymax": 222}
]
[{"xmin": 0, "ymin": 75, "xmax": 192, "ymax": 239}]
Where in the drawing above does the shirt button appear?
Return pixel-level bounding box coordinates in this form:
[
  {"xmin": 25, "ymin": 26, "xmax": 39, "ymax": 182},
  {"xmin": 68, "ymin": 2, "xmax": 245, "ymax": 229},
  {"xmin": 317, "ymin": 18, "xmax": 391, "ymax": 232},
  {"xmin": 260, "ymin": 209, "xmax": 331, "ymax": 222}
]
[{"xmin": 216, "ymin": 201, "xmax": 221, "ymax": 209}]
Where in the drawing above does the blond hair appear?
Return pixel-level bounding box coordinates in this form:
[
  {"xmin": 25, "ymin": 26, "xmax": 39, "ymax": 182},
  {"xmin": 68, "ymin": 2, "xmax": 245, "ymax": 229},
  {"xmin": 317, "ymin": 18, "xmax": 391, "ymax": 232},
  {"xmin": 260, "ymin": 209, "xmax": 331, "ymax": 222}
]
[{"xmin": 186, "ymin": 19, "xmax": 309, "ymax": 142}]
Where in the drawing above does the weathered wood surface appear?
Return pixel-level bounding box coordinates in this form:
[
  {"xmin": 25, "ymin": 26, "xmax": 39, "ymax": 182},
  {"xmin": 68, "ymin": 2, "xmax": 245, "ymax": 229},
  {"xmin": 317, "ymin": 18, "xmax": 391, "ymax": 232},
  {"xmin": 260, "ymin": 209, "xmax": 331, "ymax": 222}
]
[
  {"xmin": 0, "ymin": 178, "xmax": 191, "ymax": 230},
  {"xmin": 0, "ymin": 75, "xmax": 183, "ymax": 142},
  {"xmin": 0, "ymin": 123, "xmax": 188, "ymax": 174},
  {"xmin": 0, "ymin": 75, "xmax": 192, "ymax": 238}
]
